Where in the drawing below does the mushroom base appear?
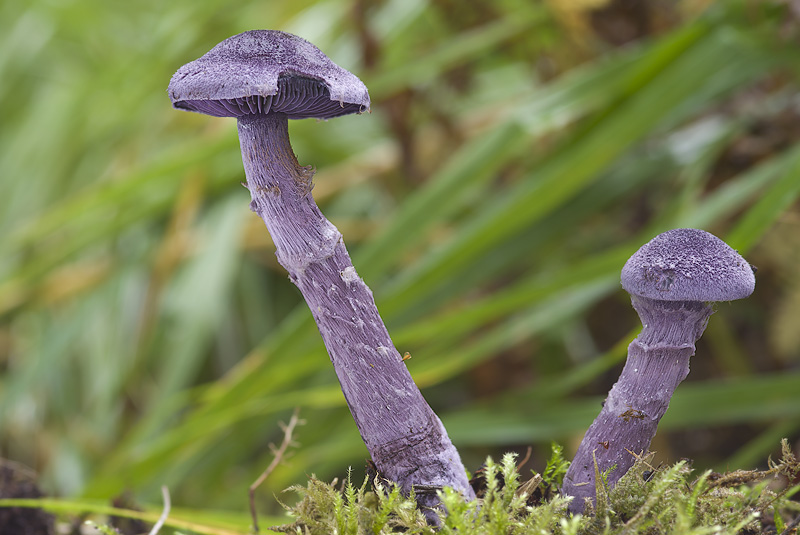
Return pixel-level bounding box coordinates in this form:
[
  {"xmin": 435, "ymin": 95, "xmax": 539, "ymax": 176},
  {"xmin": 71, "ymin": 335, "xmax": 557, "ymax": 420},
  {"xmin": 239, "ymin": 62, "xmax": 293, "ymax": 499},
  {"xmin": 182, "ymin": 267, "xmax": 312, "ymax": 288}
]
[
  {"xmin": 237, "ymin": 113, "xmax": 475, "ymax": 522},
  {"xmin": 561, "ymin": 297, "xmax": 713, "ymax": 514}
]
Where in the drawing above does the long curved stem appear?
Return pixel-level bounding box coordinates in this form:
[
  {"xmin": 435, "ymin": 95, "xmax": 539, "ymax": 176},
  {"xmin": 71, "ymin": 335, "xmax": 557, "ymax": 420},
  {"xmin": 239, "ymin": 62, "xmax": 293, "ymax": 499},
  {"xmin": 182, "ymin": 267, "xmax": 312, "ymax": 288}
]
[
  {"xmin": 561, "ymin": 297, "xmax": 712, "ymax": 513},
  {"xmin": 236, "ymin": 113, "xmax": 475, "ymax": 520}
]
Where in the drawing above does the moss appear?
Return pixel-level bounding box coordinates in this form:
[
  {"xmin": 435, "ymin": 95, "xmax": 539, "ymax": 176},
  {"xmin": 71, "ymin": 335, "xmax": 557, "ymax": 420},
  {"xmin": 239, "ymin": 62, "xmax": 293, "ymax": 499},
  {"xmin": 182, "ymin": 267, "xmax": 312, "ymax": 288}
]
[{"xmin": 272, "ymin": 440, "xmax": 800, "ymax": 535}]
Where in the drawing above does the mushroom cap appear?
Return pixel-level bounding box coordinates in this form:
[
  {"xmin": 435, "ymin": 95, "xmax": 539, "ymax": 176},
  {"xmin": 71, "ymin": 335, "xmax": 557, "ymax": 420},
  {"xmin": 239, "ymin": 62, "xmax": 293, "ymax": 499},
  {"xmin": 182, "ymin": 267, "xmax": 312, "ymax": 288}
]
[
  {"xmin": 621, "ymin": 228, "xmax": 755, "ymax": 302},
  {"xmin": 168, "ymin": 30, "xmax": 370, "ymax": 119}
]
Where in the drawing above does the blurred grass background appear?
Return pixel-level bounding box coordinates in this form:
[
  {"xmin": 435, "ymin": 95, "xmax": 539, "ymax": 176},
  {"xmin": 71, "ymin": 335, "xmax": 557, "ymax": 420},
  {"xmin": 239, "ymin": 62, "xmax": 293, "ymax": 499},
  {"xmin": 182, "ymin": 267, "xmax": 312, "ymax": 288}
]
[{"xmin": 1, "ymin": 0, "xmax": 800, "ymax": 527}]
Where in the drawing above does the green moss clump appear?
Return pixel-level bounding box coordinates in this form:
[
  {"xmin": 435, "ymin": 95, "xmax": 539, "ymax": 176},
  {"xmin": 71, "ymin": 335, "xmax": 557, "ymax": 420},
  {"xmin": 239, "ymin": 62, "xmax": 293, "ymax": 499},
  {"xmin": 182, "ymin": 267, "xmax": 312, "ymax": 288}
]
[
  {"xmin": 271, "ymin": 468, "xmax": 430, "ymax": 534},
  {"xmin": 272, "ymin": 441, "xmax": 800, "ymax": 534}
]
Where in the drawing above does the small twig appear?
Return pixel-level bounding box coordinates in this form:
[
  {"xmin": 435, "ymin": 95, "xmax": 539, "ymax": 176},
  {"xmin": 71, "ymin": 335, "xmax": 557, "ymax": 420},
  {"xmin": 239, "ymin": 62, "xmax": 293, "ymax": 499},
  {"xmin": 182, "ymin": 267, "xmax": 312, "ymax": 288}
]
[
  {"xmin": 147, "ymin": 486, "xmax": 171, "ymax": 535},
  {"xmin": 516, "ymin": 446, "xmax": 533, "ymax": 472},
  {"xmin": 249, "ymin": 407, "xmax": 303, "ymax": 533}
]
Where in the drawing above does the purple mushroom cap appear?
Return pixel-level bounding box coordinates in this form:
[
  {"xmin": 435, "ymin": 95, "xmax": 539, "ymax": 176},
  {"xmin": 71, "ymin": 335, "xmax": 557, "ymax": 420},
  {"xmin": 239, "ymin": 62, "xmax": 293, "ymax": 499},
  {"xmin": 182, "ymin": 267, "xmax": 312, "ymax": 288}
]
[
  {"xmin": 168, "ymin": 30, "xmax": 370, "ymax": 119},
  {"xmin": 621, "ymin": 228, "xmax": 755, "ymax": 302}
]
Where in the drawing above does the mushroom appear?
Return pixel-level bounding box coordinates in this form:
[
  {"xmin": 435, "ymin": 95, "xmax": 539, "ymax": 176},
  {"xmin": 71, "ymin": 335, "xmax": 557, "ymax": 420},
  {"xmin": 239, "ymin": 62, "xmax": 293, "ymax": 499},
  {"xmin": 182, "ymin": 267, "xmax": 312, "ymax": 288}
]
[
  {"xmin": 561, "ymin": 228, "xmax": 755, "ymax": 514},
  {"xmin": 168, "ymin": 30, "xmax": 474, "ymax": 521}
]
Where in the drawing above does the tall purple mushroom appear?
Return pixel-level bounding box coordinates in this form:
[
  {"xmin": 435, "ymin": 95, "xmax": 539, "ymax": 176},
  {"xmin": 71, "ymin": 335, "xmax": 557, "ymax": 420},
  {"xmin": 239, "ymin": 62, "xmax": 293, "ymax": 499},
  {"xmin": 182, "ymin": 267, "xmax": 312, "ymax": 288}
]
[
  {"xmin": 561, "ymin": 228, "xmax": 755, "ymax": 514},
  {"xmin": 168, "ymin": 30, "xmax": 474, "ymax": 521}
]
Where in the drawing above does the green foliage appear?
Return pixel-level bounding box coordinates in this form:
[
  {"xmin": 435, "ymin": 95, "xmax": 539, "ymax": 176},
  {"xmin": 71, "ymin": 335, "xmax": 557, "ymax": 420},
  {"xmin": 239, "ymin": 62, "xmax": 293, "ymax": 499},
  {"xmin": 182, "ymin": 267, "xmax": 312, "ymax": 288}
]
[
  {"xmin": 275, "ymin": 453, "xmax": 572, "ymax": 534},
  {"xmin": 273, "ymin": 475, "xmax": 429, "ymax": 534},
  {"xmin": 275, "ymin": 444, "xmax": 800, "ymax": 535},
  {"xmin": 0, "ymin": 496, "xmax": 259, "ymax": 535},
  {"xmin": 542, "ymin": 442, "xmax": 570, "ymax": 489},
  {"xmin": 1, "ymin": 0, "xmax": 800, "ymax": 523},
  {"xmin": 1, "ymin": 441, "xmax": 797, "ymax": 533}
]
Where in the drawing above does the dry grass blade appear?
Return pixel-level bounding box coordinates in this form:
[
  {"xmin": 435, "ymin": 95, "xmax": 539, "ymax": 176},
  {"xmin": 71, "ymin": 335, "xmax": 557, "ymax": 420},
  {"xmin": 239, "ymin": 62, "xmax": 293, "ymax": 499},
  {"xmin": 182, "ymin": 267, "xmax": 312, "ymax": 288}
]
[{"xmin": 147, "ymin": 486, "xmax": 171, "ymax": 535}]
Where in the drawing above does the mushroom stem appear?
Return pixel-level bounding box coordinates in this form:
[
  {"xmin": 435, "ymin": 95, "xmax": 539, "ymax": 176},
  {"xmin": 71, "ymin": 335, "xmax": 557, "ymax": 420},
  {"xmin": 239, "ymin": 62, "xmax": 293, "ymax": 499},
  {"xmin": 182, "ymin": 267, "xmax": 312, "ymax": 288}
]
[
  {"xmin": 237, "ymin": 113, "xmax": 475, "ymax": 520},
  {"xmin": 561, "ymin": 297, "xmax": 713, "ymax": 513}
]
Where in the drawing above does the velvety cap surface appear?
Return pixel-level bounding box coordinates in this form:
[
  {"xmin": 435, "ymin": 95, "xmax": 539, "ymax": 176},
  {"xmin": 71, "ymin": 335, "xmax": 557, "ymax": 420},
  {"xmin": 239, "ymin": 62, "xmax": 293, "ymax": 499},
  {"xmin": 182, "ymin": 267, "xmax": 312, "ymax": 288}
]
[
  {"xmin": 621, "ymin": 228, "xmax": 755, "ymax": 302},
  {"xmin": 168, "ymin": 30, "xmax": 370, "ymax": 119}
]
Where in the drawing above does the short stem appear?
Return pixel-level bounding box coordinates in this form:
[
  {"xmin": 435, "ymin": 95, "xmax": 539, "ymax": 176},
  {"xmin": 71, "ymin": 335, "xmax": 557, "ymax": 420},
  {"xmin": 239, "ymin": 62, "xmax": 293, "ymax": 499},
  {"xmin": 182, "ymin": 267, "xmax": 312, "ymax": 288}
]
[
  {"xmin": 561, "ymin": 297, "xmax": 713, "ymax": 513},
  {"xmin": 236, "ymin": 113, "xmax": 475, "ymax": 518}
]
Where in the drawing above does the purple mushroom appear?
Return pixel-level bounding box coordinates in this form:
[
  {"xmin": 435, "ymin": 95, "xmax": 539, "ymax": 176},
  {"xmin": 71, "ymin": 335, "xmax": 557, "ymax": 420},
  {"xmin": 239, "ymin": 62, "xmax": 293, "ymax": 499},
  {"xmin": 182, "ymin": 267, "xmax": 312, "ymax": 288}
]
[
  {"xmin": 561, "ymin": 228, "xmax": 755, "ymax": 514},
  {"xmin": 168, "ymin": 30, "xmax": 474, "ymax": 521}
]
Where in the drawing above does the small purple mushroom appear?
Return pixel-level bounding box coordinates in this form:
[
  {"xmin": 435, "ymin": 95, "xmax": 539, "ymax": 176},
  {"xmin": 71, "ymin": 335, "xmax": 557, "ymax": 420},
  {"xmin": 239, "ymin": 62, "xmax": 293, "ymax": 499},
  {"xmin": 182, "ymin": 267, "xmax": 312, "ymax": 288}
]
[
  {"xmin": 561, "ymin": 228, "xmax": 755, "ymax": 514},
  {"xmin": 168, "ymin": 30, "xmax": 474, "ymax": 522}
]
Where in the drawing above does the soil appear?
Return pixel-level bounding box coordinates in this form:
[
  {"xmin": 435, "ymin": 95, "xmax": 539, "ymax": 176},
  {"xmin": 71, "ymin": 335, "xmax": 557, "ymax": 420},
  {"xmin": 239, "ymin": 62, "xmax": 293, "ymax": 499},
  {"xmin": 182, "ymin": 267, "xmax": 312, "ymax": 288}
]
[{"xmin": 0, "ymin": 458, "xmax": 55, "ymax": 535}]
